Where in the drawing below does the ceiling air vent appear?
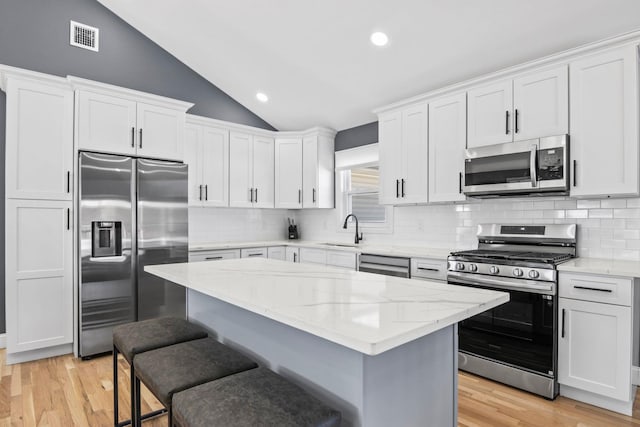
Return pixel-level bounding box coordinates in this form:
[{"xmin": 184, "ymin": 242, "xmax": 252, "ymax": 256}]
[{"xmin": 70, "ymin": 20, "xmax": 99, "ymax": 52}]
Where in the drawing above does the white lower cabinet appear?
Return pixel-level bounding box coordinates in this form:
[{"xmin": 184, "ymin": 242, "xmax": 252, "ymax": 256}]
[
  {"xmin": 189, "ymin": 249, "xmax": 240, "ymax": 262},
  {"xmin": 285, "ymin": 247, "xmax": 299, "ymax": 263},
  {"xmin": 411, "ymin": 257, "xmax": 448, "ymax": 281},
  {"xmin": 5, "ymin": 200, "xmax": 73, "ymax": 357},
  {"xmin": 558, "ymin": 272, "xmax": 638, "ymax": 414},
  {"xmin": 299, "ymin": 247, "xmax": 327, "ymax": 265},
  {"xmin": 326, "ymin": 250, "xmax": 357, "ymax": 270},
  {"xmin": 267, "ymin": 246, "xmax": 286, "ymax": 260},
  {"xmin": 241, "ymin": 247, "xmax": 267, "ymax": 258}
]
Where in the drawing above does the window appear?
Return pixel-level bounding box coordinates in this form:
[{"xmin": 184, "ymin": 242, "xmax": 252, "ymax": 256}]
[{"xmin": 335, "ymin": 143, "xmax": 392, "ymax": 233}]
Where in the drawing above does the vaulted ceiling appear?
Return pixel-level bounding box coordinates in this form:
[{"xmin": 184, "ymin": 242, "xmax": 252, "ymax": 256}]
[{"xmin": 98, "ymin": 0, "xmax": 640, "ymax": 131}]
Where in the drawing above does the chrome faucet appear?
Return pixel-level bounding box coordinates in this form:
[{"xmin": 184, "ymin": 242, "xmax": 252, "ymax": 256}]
[{"xmin": 343, "ymin": 214, "xmax": 363, "ymax": 244}]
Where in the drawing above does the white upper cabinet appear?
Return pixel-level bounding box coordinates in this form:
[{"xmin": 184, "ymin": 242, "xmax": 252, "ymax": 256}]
[
  {"xmin": 378, "ymin": 103, "xmax": 428, "ymax": 205},
  {"xmin": 5, "ymin": 77, "xmax": 73, "ymax": 201},
  {"xmin": 229, "ymin": 131, "xmax": 274, "ymax": 208},
  {"xmin": 302, "ymin": 134, "xmax": 335, "ymax": 208},
  {"xmin": 569, "ymin": 45, "xmax": 639, "ymax": 198},
  {"xmin": 185, "ymin": 119, "xmax": 229, "ymax": 207},
  {"xmin": 136, "ymin": 102, "xmax": 185, "ymax": 161},
  {"xmin": 428, "ymin": 93, "xmax": 466, "ymax": 203},
  {"xmin": 513, "ymin": 66, "xmax": 568, "ymax": 140},
  {"xmin": 467, "ymin": 80, "xmax": 513, "ymax": 147},
  {"xmin": 467, "ymin": 66, "xmax": 568, "ymax": 147},
  {"xmin": 275, "ymin": 138, "xmax": 303, "ymax": 208},
  {"xmin": 74, "ymin": 80, "xmax": 192, "ymax": 161}
]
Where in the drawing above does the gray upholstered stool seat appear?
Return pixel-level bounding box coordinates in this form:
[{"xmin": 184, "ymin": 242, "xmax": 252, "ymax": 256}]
[
  {"xmin": 133, "ymin": 337, "xmax": 259, "ymax": 425},
  {"xmin": 172, "ymin": 366, "xmax": 342, "ymax": 427},
  {"xmin": 112, "ymin": 317, "xmax": 208, "ymax": 427}
]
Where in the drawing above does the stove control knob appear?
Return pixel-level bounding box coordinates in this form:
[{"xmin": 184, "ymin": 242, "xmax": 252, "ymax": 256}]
[
  {"xmin": 489, "ymin": 266, "xmax": 500, "ymax": 275},
  {"xmin": 455, "ymin": 263, "xmax": 465, "ymax": 271},
  {"xmin": 469, "ymin": 264, "xmax": 478, "ymax": 272},
  {"xmin": 529, "ymin": 270, "xmax": 540, "ymax": 279},
  {"xmin": 513, "ymin": 268, "xmax": 523, "ymax": 277}
]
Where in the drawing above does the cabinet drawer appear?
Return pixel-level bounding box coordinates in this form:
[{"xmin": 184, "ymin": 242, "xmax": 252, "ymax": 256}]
[
  {"xmin": 189, "ymin": 249, "xmax": 240, "ymax": 262},
  {"xmin": 411, "ymin": 258, "xmax": 447, "ymax": 281},
  {"xmin": 299, "ymin": 248, "xmax": 327, "ymax": 265},
  {"xmin": 326, "ymin": 251, "xmax": 357, "ymax": 270},
  {"xmin": 241, "ymin": 248, "xmax": 268, "ymax": 258},
  {"xmin": 559, "ymin": 272, "xmax": 632, "ymax": 306}
]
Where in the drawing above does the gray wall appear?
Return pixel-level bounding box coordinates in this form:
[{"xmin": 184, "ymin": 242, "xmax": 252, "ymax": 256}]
[
  {"xmin": 335, "ymin": 121, "xmax": 378, "ymax": 151},
  {"xmin": 0, "ymin": 0, "xmax": 276, "ymax": 334}
]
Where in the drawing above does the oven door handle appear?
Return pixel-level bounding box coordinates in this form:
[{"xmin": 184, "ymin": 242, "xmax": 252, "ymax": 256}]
[{"xmin": 447, "ymin": 271, "xmax": 555, "ymax": 295}]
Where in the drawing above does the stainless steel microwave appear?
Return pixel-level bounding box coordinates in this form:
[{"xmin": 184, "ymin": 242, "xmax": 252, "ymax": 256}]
[{"xmin": 463, "ymin": 135, "xmax": 569, "ymax": 197}]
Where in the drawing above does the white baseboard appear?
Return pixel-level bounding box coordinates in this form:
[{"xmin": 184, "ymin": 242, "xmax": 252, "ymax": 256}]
[
  {"xmin": 633, "ymin": 366, "xmax": 640, "ymax": 386},
  {"xmin": 5, "ymin": 343, "xmax": 72, "ymax": 365},
  {"xmin": 0, "ymin": 333, "xmax": 6, "ymax": 349}
]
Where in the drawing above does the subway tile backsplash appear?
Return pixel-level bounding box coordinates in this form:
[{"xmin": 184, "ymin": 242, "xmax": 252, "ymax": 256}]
[
  {"xmin": 296, "ymin": 196, "xmax": 640, "ymax": 261},
  {"xmin": 189, "ymin": 208, "xmax": 292, "ymax": 244}
]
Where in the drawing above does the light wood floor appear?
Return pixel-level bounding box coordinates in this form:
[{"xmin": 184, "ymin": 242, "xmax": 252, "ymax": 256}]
[{"xmin": 2, "ymin": 349, "xmax": 640, "ymax": 426}]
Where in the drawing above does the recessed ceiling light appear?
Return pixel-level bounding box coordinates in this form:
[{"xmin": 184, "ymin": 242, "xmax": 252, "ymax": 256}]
[
  {"xmin": 370, "ymin": 32, "xmax": 389, "ymax": 47},
  {"xmin": 256, "ymin": 92, "xmax": 269, "ymax": 103}
]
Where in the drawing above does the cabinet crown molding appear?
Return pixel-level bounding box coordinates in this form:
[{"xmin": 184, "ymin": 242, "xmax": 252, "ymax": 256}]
[
  {"xmin": 373, "ymin": 28, "xmax": 640, "ymax": 115},
  {"xmin": 0, "ymin": 64, "xmax": 70, "ymax": 91},
  {"xmin": 68, "ymin": 75, "xmax": 194, "ymax": 112}
]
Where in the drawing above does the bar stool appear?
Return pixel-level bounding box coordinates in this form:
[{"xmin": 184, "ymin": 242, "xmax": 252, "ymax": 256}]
[
  {"xmin": 132, "ymin": 337, "xmax": 259, "ymax": 427},
  {"xmin": 112, "ymin": 317, "xmax": 208, "ymax": 427},
  {"xmin": 172, "ymin": 366, "xmax": 342, "ymax": 427}
]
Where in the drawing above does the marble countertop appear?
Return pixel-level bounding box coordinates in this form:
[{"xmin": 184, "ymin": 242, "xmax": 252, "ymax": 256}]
[
  {"xmin": 558, "ymin": 258, "xmax": 640, "ymax": 278},
  {"xmin": 146, "ymin": 258, "xmax": 508, "ymax": 356},
  {"xmin": 189, "ymin": 240, "xmax": 453, "ymax": 260}
]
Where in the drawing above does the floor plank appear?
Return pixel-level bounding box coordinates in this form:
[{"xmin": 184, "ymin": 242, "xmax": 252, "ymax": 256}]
[{"xmin": 1, "ymin": 349, "xmax": 639, "ymax": 426}]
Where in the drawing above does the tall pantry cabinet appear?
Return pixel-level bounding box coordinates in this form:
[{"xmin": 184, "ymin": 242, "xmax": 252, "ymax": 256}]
[{"xmin": 2, "ymin": 69, "xmax": 74, "ymax": 363}]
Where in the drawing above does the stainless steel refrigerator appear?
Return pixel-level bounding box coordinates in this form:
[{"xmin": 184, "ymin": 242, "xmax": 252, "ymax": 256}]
[{"xmin": 79, "ymin": 152, "xmax": 188, "ymax": 357}]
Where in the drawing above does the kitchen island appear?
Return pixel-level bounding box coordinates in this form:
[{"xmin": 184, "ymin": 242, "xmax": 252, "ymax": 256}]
[{"xmin": 146, "ymin": 258, "xmax": 508, "ymax": 426}]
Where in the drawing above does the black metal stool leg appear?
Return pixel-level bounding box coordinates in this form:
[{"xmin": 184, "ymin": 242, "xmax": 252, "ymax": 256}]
[
  {"xmin": 131, "ymin": 364, "xmax": 137, "ymax": 427},
  {"xmin": 135, "ymin": 375, "xmax": 142, "ymax": 427},
  {"xmin": 113, "ymin": 346, "xmax": 119, "ymax": 427}
]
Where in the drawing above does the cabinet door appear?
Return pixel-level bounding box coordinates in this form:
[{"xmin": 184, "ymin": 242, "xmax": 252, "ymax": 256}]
[
  {"xmin": 267, "ymin": 246, "xmax": 286, "ymax": 260},
  {"xmin": 285, "ymin": 247, "xmax": 300, "ymax": 263},
  {"xmin": 5, "ymin": 78, "xmax": 73, "ymax": 201},
  {"xmin": 569, "ymin": 45, "xmax": 639, "ymax": 197},
  {"xmin": 513, "ymin": 66, "xmax": 568, "ymax": 141},
  {"xmin": 184, "ymin": 124, "xmax": 204, "ymax": 206},
  {"xmin": 429, "ymin": 94, "xmax": 467, "ymax": 203},
  {"xmin": 326, "ymin": 250, "xmax": 357, "ymax": 270},
  {"xmin": 275, "ymin": 138, "xmax": 303, "ymax": 208},
  {"xmin": 229, "ymin": 132, "xmax": 254, "ymax": 208},
  {"xmin": 77, "ymin": 91, "xmax": 137, "ymax": 156},
  {"xmin": 378, "ymin": 111, "xmax": 403, "ymax": 205},
  {"xmin": 400, "ymin": 103, "xmax": 429, "ymax": 204},
  {"xmin": 136, "ymin": 103, "xmax": 185, "ymax": 161},
  {"xmin": 252, "ymin": 136, "xmax": 275, "ymax": 208},
  {"xmin": 302, "ymin": 135, "xmax": 319, "ymax": 208},
  {"xmin": 467, "ymin": 80, "xmax": 513, "ymax": 147},
  {"xmin": 201, "ymin": 126, "xmax": 229, "ymax": 207},
  {"xmin": 6, "ymin": 200, "xmax": 73, "ymax": 353},
  {"xmin": 558, "ymin": 298, "xmax": 631, "ymax": 401},
  {"xmin": 299, "ymin": 247, "xmax": 327, "ymax": 265}
]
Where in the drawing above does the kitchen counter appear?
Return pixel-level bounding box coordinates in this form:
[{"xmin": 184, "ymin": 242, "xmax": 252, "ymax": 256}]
[
  {"xmin": 558, "ymin": 257, "xmax": 640, "ymax": 278},
  {"xmin": 146, "ymin": 258, "xmax": 507, "ymax": 426},
  {"xmin": 189, "ymin": 240, "xmax": 453, "ymax": 260}
]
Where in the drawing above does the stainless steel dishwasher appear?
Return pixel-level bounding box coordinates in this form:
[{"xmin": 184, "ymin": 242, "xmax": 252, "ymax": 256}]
[{"xmin": 358, "ymin": 254, "xmax": 411, "ymax": 278}]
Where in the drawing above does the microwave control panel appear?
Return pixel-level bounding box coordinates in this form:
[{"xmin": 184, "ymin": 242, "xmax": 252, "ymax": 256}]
[{"xmin": 537, "ymin": 147, "xmax": 564, "ymax": 181}]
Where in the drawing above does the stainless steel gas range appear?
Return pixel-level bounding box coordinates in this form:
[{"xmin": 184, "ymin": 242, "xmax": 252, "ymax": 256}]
[{"xmin": 447, "ymin": 223, "xmax": 577, "ymax": 399}]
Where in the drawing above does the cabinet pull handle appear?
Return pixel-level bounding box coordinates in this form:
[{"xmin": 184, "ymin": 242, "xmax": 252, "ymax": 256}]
[
  {"xmin": 396, "ymin": 179, "xmax": 399, "ymax": 198},
  {"xmin": 139, "ymin": 129, "xmax": 143, "ymax": 148},
  {"xmin": 249, "ymin": 188, "xmax": 253, "ymax": 203},
  {"xmin": 515, "ymin": 109, "xmax": 519, "ymax": 133},
  {"xmin": 205, "ymin": 185, "xmax": 208, "ymax": 201},
  {"xmin": 205, "ymin": 256, "xmax": 223, "ymax": 260},
  {"xmin": 298, "ymin": 189, "xmax": 302, "ymax": 204},
  {"xmin": 505, "ymin": 110, "xmax": 510, "ymax": 134},
  {"xmin": 66, "ymin": 208, "xmax": 70, "ymax": 230},
  {"xmin": 293, "ymin": 252, "xmax": 297, "ymax": 262},
  {"xmin": 458, "ymin": 172, "xmax": 462, "ymax": 194},
  {"xmin": 313, "ymin": 188, "xmax": 316, "ymax": 203},
  {"xmin": 561, "ymin": 308, "xmax": 566, "ymax": 338},
  {"xmin": 573, "ymin": 285, "xmax": 612, "ymax": 293},
  {"xmin": 199, "ymin": 185, "xmax": 203, "ymax": 201},
  {"xmin": 417, "ymin": 267, "xmax": 439, "ymax": 272},
  {"xmin": 131, "ymin": 127, "xmax": 135, "ymax": 148},
  {"xmin": 248, "ymin": 253, "xmax": 263, "ymax": 257},
  {"xmin": 67, "ymin": 171, "xmax": 71, "ymax": 193},
  {"xmin": 401, "ymin": 179, "xmax": 405, "ymax": 197},
  {"xmin": 572, "ymin": 160, "xmax": 577, "ymax": 187}
]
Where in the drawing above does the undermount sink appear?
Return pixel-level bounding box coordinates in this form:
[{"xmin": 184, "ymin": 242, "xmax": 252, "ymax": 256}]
[{"xmin": 320, "ymin": 242, "xmax": 360, "ymax": 248}]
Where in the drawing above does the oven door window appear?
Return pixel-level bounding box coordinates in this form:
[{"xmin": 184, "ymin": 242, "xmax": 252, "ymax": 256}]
[{"xmin": 457, "ymin": 285, "xmax": 555, "ymax": 376}]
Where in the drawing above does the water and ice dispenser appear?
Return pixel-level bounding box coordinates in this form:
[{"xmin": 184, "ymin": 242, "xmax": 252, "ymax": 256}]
[{"xmin": 92, "ymin": 221, "xmax": 122, "ymax": 257}]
